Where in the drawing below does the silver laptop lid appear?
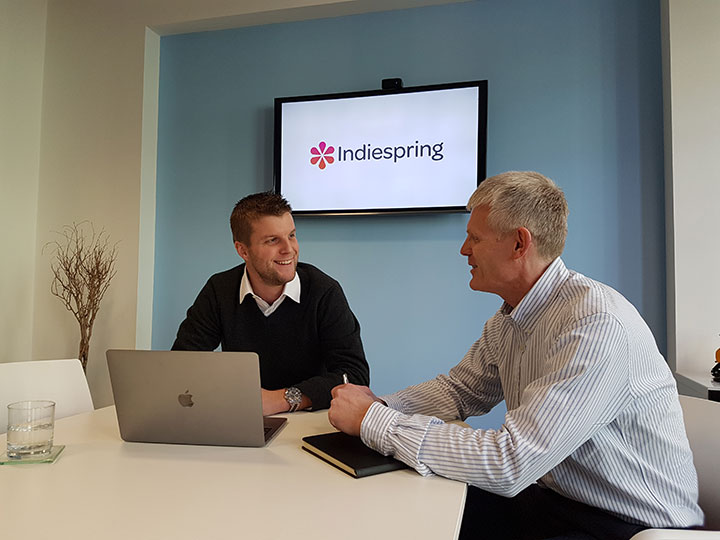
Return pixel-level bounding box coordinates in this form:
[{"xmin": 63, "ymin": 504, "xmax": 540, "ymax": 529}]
[{"xmin": 106, "ymin": 350, "xmax": 284, "ymax": 447}]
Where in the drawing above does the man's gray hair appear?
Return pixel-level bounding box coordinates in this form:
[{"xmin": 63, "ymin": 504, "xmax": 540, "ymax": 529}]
[{"xmin": 467, "ymin": 171, "xmax": 568, "ymax": 261}]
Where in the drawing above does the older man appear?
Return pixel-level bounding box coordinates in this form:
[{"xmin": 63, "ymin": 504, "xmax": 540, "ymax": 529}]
[
  {"xmin": 329, "ymin": 171, "xmax": 702, "ymax": 539},
  {"xmin": 173, "ymin": 192, "xmax": 369, "ymax": 416}
]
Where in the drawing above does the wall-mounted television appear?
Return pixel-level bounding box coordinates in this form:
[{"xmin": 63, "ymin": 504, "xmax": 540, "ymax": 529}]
[{"xmin": 273, "ymin": 80, "xmax": 487, "ymax": 216}]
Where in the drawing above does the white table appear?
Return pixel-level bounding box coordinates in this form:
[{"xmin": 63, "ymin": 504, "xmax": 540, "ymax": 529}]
[{"xmin": 1, "ymin": 406, "xmax": 466, "ymax": 539}]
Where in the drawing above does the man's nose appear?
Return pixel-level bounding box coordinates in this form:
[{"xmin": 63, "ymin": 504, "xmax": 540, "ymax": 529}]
[{"xmin": 279, "ymin": 238, "xmax": 292, "ymax": 252}]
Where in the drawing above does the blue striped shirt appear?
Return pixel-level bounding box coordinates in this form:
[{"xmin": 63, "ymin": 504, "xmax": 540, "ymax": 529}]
[{"xmin": 361, "ymin": 258, "xmax": 703, "ymax": 528}]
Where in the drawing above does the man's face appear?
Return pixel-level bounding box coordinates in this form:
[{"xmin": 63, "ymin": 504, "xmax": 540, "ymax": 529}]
[
  {"xmin": 460, "ymin": 206, "xmax": 516, "ymax": 294},
  {"xmin": 235, "ymin": 212, "xmax": 299, "ymax": 289}
]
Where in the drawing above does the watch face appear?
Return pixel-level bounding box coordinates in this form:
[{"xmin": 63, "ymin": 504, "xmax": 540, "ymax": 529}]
[{"xmin": 285, "ymin": 387, "xmax": 302, "ymax": 406}]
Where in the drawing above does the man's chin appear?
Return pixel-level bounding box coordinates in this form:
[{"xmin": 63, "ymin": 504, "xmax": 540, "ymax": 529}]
[
  {"xmin": 279, "ymin": 263, "xmax": 297, "ymax": 279},
  {"xmin": 271, "ymin": 265, "xmax": 296, "ymax": 285},
  {"xmin": 257, "ymin": 269, "xmax": 295, "ymax": 288}
]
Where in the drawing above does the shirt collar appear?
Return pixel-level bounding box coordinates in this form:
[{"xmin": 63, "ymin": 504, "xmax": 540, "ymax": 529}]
[
  {"xmin": 239, "ymin": 266, "xmax": 301, "ymax": 305},
  {"xmin": 502, "ymin": 257, "xmax": 569, "ymax": 331}
]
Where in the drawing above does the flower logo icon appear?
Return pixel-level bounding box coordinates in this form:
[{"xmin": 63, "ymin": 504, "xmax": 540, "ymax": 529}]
[{"xmin": 310, "ymin": 141, "xmax": 335, "ymax": 170}]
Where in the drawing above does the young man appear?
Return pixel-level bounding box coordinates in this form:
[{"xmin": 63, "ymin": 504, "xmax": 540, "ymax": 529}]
[
  {"xmin": 328, "ymin": 171, "xmax": 702, "ymax": 539},
  {"xmin": 173, "ymin": 192, "xmax": 369, "ymax": 416}
]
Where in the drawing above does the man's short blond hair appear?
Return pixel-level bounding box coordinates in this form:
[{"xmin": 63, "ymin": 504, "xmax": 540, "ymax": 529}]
[
  {"xmin": 467, "ymin": 171, "xmax": 568, "ymax": 261},
  {"xmin": 230, "ymin": 192, "xmax": 292, "ymax": 245}
]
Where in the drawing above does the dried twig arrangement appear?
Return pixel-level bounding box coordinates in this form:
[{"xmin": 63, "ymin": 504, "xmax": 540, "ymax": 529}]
[{"xmin": 44, "ymin": 222, "xmax": 118, "ymax": 372}]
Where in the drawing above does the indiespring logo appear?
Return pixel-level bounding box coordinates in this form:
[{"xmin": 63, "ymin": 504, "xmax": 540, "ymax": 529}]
[
  {"xmin": 309, "ymin": 140, "xmax": 444, "ymax": 170},
  {"xmin": 310, "ymin": 141, "xmax": 335, "ymax": 170}
]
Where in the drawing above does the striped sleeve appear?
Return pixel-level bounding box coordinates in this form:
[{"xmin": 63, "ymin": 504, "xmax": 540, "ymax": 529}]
[{"xmin": 362, "ymin": 312, "xmax": 631, "ymax": 497}]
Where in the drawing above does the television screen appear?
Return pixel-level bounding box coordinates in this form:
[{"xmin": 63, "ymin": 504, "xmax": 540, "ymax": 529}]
[{"xmin": 274, "ymin": 80, "xmax": 487, "ymax": 215}]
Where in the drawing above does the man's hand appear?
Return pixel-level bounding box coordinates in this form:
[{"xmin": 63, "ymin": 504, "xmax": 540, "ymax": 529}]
[{"xmin": 328, "ymin": 383, "xmax": 382, "ymax": 437}]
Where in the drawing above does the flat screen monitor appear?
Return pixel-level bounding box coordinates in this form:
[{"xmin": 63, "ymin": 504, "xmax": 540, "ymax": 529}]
[{"xmin": 273, "ymin": 80, "xmax": 487, "ymax": 216}]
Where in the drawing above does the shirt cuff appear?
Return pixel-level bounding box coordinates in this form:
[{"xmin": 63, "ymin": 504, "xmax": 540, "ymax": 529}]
[
  {"xmin": 360, "ymin": 401, "xmax": 398, "ymax": 455},
  {"xmin": 360, "ymin": 401, "xmax": 442, "ymax": 476}
]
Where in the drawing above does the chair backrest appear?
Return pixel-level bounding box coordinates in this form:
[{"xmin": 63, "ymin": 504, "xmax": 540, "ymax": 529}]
[
  {"xmin": 679, "ymin": 395, "xmax": 720, "ymax": 530},
  {"xmin": 0, "ymin": 359, "xmax": 94, "ymax": 434}
]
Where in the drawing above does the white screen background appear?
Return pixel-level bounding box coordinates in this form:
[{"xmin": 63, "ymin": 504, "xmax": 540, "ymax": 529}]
[{"xmin": 279, "ymin": 86, "xmax": 480, "ymax": 212}]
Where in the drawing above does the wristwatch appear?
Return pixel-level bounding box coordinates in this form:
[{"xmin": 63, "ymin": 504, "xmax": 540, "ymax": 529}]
[{"xmin": 284, "ymin": 387, "xmax": 302, "ymax": 412}]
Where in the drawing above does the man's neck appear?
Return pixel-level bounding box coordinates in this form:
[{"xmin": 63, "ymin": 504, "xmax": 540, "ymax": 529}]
[
  {"xmin": 501, "ymin": 258, "xmax": 553, "ymax": 308},
  {"xmin": 247, "ymin": 273, "xmax": 284, "ymax": 305}
]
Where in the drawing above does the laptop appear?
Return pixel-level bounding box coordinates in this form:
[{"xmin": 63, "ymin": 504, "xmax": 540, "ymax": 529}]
[{"xmin": 106, "ymin": 349, "xmax": 286, "ymax": 447}]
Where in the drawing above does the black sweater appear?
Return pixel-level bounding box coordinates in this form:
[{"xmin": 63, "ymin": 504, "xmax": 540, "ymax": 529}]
[{"xmin": 172, "ymin": 262, "xmax": 369, "ymax": 409}]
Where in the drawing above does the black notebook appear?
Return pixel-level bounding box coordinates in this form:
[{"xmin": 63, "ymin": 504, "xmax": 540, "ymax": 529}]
[{"xmin": 302, "ymin": 431, "xmax": 408, "ymax": 478}]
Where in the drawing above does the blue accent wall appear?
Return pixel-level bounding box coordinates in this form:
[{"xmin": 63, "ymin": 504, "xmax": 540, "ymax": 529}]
[{"xmin": 154, "ymin": 0, "xmax": 664, "ymax": 429}]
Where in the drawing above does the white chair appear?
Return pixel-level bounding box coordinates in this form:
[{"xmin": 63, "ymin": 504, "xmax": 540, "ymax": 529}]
[
  {"xmin": 0, "ymin": 359, "xmax": 94, "ymax": 433},
  {"xmin": 630, "ymin": 395, "xmax": 720, "ymax": 539}
]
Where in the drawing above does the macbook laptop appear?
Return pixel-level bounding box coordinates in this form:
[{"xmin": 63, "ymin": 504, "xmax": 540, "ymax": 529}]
[{"xmin": 106, "ymin": 349, "xmax": 286, "ymax": 447}]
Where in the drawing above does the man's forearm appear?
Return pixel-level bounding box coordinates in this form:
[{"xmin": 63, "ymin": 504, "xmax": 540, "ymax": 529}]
[{"xmin": 261, "ymin": 388, "xmax": 312, "ymax": 416}]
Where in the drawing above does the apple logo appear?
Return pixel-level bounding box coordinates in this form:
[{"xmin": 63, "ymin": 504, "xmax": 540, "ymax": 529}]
[{"xmin": 178, "ymin": 390, "xmax": 194, "ymax": 407}]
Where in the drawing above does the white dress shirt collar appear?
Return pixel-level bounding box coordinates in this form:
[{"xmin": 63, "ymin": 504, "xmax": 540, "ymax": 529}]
[{"xmin": 504, "ymin": 257, "xmax": 568, "ymax": 331}]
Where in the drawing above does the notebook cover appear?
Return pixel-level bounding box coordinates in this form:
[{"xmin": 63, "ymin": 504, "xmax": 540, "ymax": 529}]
[{"xmin": 302, "ymin": 431, "xmax": 407, "ymax": 478}]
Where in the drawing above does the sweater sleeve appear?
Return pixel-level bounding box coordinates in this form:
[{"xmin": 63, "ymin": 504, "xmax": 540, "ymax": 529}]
[
  {"xmin": 171, "ymin": 278, "xmax": 223, "ymax": 351},
  {"xmin": 294, "ymin": 282, "xmax": 369, "ymax": 410}
]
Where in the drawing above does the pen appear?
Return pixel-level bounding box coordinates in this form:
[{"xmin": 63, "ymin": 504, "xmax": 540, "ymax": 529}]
[{"xmin": 342, "ymin": 373, "xmax": 349, "ymax": 384}]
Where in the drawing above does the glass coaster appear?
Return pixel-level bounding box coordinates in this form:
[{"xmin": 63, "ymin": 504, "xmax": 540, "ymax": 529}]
[{"xmin": 0, "ymin": 445, "xmax": 65, "ymax": 465}]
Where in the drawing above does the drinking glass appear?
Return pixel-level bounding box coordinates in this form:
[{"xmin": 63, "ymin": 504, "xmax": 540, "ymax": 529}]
[{"xmin": 6, "ymin": 400, "xmax": 56, "ymax": 458}]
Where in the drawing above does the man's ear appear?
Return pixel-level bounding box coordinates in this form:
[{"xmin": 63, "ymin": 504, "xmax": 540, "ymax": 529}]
[
  {"xmin": 512, "ymin": 227, "xmax": 533, "ymax": 260},
  {"xmin": 235, "ymin": 241, "xmax": 249, "ymax": 261}
]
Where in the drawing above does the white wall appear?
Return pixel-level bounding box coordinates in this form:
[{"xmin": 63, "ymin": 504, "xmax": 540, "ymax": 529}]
[
  {"xmin": 662, "ymin": 0, "xmax": 720, "ymax": 396},
  {"xmin": 0, "ymin": 0, "xmax": 46, "ymax": 364},
  {"xmin": 6, "ymin": 0, "xmax": 460, "ymax": 407}
]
